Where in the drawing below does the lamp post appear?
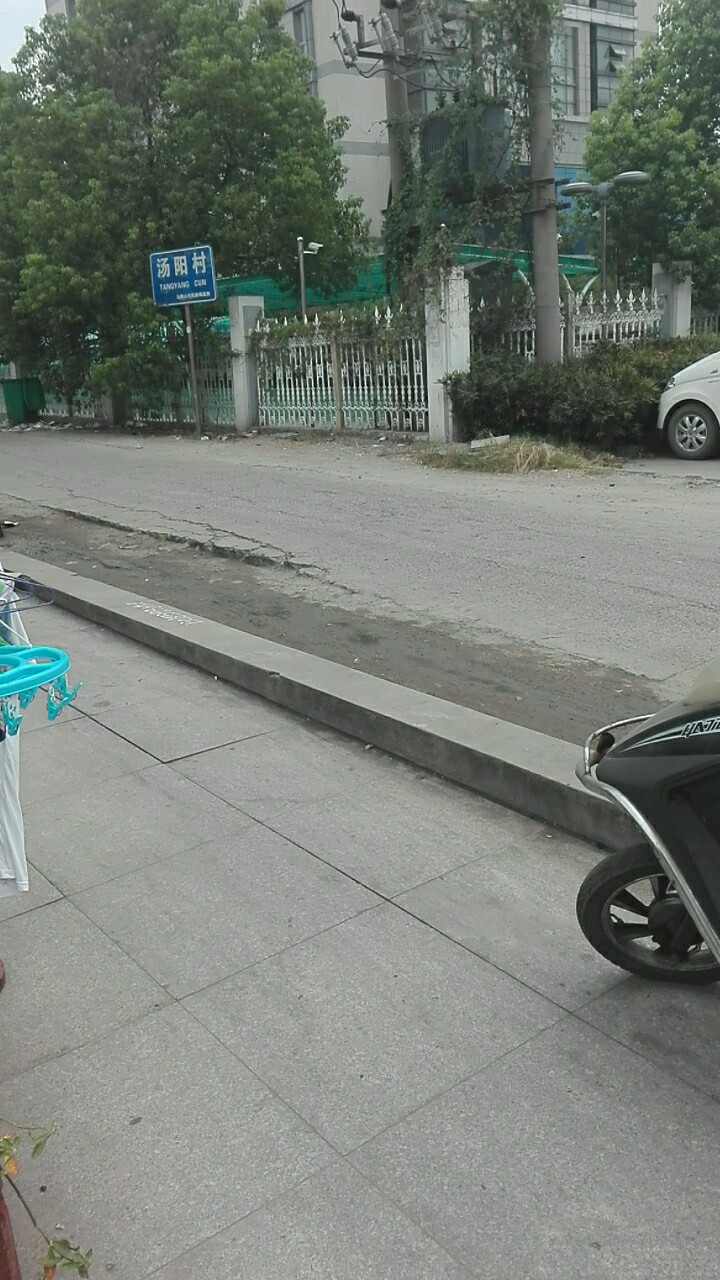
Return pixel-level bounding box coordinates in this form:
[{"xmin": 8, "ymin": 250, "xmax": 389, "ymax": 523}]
[
  {"xmin": 296, "ymin": 237, "xmax": 323, "ymax": 322},
  {"xmin": 559, "ymin": 171, "xmax": 650, "ymax": 298}
]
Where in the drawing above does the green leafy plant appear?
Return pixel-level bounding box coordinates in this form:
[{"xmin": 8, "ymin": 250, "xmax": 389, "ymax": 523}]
[
  {"xmin": 249, "ymin": 303, "xmax": 425, "ymax": 356},
  {"xmin": 1, "ymin": 1121, "xmax": 92, "ymax": 1279},
  {"xmin": 0, "ymin": 0, "xmax": 369, "ymax": 405},
  {"xmin": 584, "ymin": 0, "xmax": 720, "ymax": 308},
  {"xmin": 446, "ymin": 335, "xmax": 720, "ymax": 449},
  {"xmin": 382, "ymin": 0, "xmax": 564, "ymax": 297}
]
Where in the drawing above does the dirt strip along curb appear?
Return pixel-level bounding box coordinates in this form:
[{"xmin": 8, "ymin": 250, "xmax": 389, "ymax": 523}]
[{"xmin": 15, "ymin": 555, "xmax": 635, "ymax": 851}]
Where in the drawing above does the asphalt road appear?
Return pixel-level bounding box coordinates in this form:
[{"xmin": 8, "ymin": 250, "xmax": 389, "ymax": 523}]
[{"xmin": 1, "ymin": 429, "xmax": 718, "ymax": 723}]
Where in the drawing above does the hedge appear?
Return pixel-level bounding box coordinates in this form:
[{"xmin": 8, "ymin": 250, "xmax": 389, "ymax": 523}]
[{"xmin": 446, "ymin": 335, "xmax": 720, "ymax": 451}]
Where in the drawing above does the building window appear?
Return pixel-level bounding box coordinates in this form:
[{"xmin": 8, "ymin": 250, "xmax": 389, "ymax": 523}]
[
  {"xmin": 291, "ymin": 2, "xmax": 317, "ymax": 93},
  {"xmin": 552, "ymin": 27, "xmax": 579, "ymax": 116},
  {"xmin": 589, "ymin": 0, "xmax": 636, "ymax": 16},
  {"xmin": 590, "ymin": 24, "xmax": 634, "ymax": 110}
]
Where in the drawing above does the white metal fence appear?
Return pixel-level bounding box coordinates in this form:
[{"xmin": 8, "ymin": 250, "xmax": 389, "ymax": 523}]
[
  {"xmin": 10, "ymin": 284, "xmax": 710, "ymax": 437},
  {"xmin": 39, "ymin": 353, "xmax": 235, "ymax": 428},
  {"xmin": 572, "ymin": 290, "xmax": 665, "ymax": 352},
  {"xmin": 43, "ymin": 386, "xmax": 107, "ymax": 419},
  {"xmin": 129, "ymin": 356, "xmax": 235, "ymax": 427},
  {"xmin": 691, "ymin": 310, "xmax": 720, "ymax": 336},
  {"xmin": 255, "ymin": 310, "xmax": 428, "ymax": 433},
  {"xmin": 471, "ymin": 288, "xmax": 666, "ymax": 360}
]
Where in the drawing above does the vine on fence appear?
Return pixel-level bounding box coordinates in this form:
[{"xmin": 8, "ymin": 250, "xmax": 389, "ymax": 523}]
[{"xmin": 250, "ymin": 305, "xmax": 425, "ymax": 356}]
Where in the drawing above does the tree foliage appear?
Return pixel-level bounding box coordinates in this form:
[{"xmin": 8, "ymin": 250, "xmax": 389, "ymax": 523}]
[
  {"xmin": 584, "ymin": 0, "xmax": 720, "ymax": 307},
  {"xmin": 0, "ymin": 0, "xmax": 368, "ymax": 401},
  {"xmin": 383, "ymin": 0, "xmax": 562, "ymax": 291}
]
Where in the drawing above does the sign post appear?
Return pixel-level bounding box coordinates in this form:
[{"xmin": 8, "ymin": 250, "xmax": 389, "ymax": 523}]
[
  {"xmin": 183, "ymin": 305, "xmax": 203, "ymax": 435},
  {"xmin": 149, "ymin": 244, "xmax": 217, "ymax": 433}
]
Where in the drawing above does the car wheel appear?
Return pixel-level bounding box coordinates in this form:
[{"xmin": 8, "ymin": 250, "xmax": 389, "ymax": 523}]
[{"xmin": 666, "ymin": 401, "xmax": 720, "ymax": 460}]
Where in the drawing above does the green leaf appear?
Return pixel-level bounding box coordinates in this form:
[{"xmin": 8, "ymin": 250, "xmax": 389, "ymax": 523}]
[
  {"xmin": 46, "ymin": 1239, "xmax": 93, "ymax": 1275},
  {"xmin": 31, "ymin": 1128, "xmax": 56, "ymax": 1159},
  {"xmin": 48, "ymin": 1240, "xmax": 76, "ymax": 1262},
  {"xmin": 584, "ymin": 0, "xmax": 720, "ymax": 308}
]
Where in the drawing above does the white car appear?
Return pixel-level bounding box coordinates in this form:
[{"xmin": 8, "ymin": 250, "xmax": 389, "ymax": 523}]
[{"xmin": 658, "ymin": 350, "xmax": 720, "ymax": 459}]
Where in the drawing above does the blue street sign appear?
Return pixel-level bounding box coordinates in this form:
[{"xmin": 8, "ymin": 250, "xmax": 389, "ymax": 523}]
[{"xmin": 149, "ymin": 244, "xmax": 217, "ymax": 307}]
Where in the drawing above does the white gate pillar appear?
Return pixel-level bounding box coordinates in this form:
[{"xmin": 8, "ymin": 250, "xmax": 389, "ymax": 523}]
[
  {"xmin": 652, "ymin": 262, "xmax": 692, "ymax": 338},
  {"xmin": 424, "ymin": 268, "xmax": 471, "ymax": 442},
  {"xmin": 228, "ymin": 295, "xmax": 264, "ymax": 431}
]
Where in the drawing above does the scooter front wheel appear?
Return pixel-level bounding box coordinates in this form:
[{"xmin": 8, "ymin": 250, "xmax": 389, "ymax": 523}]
[{"xmin": 577, "ymin": 844, "xmax": 720, "ymax": 984}]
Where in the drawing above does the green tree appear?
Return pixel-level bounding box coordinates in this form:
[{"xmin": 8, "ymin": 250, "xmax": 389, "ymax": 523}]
[
  {"xmin": 0, "ymin": 0, "xmax": 368, "ymax": 403},
  {"xmin": 383, "ymin": 0, "xmax": 563, "ymax": 360},
  {"xmin": 584, "ymin": 0, "xmax": 720, "ymax": 307}
]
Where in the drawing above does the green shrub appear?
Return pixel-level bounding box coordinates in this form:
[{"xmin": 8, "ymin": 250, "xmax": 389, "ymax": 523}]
[{"xmin": 447, "ymin": 334, "xmax": 720, "ymax": 451}]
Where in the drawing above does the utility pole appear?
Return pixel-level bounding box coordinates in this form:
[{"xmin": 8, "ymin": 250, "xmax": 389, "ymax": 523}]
[
  {"xmin": 378, "ymin": 3, "xmax": 411, "ymax": 203},
  {"xmin": 527, "ymin": 24, "xmax": 562, "ymax": 364},
  {"xmin": 341, "ymin": 1, "xmax": 410, "ymax": 204},
  {"xmin": 183, "ymin": 304, "xmax": 203, "ymax": 434}
]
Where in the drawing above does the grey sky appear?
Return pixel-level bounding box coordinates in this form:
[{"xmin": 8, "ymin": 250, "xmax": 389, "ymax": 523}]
[{"xmin": 2, "ymin": 0, "xmax": 46, "ymax": 69}]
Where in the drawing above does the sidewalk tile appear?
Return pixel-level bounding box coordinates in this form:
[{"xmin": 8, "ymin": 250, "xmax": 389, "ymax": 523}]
[
  {"xmin": 20, "ymin": 704, "xmax": 80, "ymax": 733},
  {"xmin": 350, "ymin": 1018, "xmax": 720, "ymax": 1279},
  {"xmin": 149, "ymin": 1162, "xmax": 471, "ymax": 1280},
  {"xmin": 0, "ymin": 899, "xmax": 166, "ymax": 1081},
  {"xmin": 578, "ymin": 978, "xmax": 720, "ymax": 1099},
  {"xmin": 3, "ymin": 1005, "xmax": 333, "ymax": 1278},
  {"xmin": 238, "ymin": 772, "xmax": 555, "ymax": 897},
  {"xmin": 24, "ymin": 608, "xmax": 96, "ymax": 646},
  {"xmin": 64, "ymin": 629, "xmax": 213, "ymax": 715},
  {"xmin": 39, "ymin": 615, "xmax": 172, "ymax": 665},
  {"xmin": 173, "ymin": 722, "xmax": 411, "ymax": 811},
  {"xmin": 24, "ymin": 765, "xmax": 253, "ymax": 894},
  {"xmin": 72, "ymin": 824, "xmax": 378, "ymax": 999},
  {"xmin": 0, "ymin": 864, "xmax": 61, "ymax": 921},
  {"xmin": 396, "ymin": 834, "xmax": 616, "ymax": 1008},
  {"xmin": 91, "ymin": 684, "xmax": 290, "ymax": 761},
  {"xmin": 183, "ymin": 904, "xmax": 559, "ymax": 1153},
  {"xmin": 20, "ymin": 717, "xmax": 151, "ymax": 804}
]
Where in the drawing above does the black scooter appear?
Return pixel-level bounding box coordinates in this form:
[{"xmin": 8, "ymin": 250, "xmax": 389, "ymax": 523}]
[{"xmin": 576, "ymin": 662, "xmax": 720, "ymax": 984}]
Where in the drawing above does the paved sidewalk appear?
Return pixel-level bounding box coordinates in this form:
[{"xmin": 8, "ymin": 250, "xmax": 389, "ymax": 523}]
[{"xmin": 3, "ymin": 610, "xmax": 720, "ymax": 1279}]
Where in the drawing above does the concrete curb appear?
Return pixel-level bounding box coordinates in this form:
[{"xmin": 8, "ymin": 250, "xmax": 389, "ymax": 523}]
[{"xmin": 15, "ymin": 555, "xmax": 635, "ymax": 851}]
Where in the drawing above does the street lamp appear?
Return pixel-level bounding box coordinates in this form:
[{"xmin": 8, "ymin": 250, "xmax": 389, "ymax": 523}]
[
  {"xmin": 297, "ymin": 237, "xmax": 323, "ymax": 322},
  {"xmin": 559, "ymin": 171, "xmax": 650, "ymax": 299}
]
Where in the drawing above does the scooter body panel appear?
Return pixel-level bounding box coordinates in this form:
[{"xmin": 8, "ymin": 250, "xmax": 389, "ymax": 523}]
[{"xmin": 596, "ymin": 703, "xmax": 720, "ymax": 954}]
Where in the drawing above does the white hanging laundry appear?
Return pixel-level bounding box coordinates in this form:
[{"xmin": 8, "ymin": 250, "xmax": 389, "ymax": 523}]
[{"xmin": 0, "ymin": 568, "xmax": 29, "ymax": 899}]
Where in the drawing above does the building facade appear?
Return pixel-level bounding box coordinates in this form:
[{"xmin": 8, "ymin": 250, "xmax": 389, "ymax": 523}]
[
  {"xmin": 552, "ymin": 0, "xmax": 658, "ymax": 182},
  {"xmin": 47, "ymin": 0, "xmax": 658, "ymax": 235},
  {"xmin": 285, "ymin": 0, "xmax": 660, "ymax": 233},
  {"xmin": 281, "ymin": 0, "xmax": 391, "ymax": 233},
  {"xmin": 45, "ymin": 0, "xmax": 75, "ymax": 16}
]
